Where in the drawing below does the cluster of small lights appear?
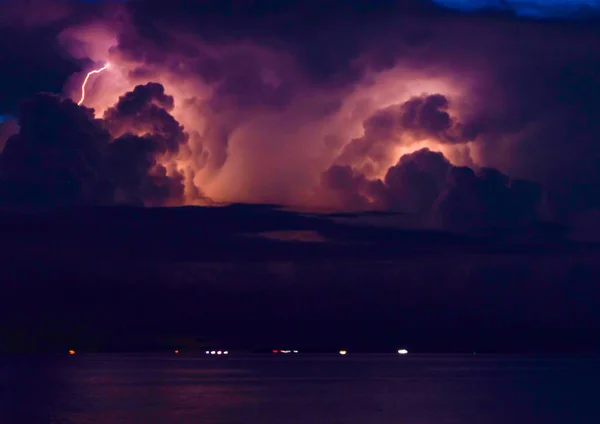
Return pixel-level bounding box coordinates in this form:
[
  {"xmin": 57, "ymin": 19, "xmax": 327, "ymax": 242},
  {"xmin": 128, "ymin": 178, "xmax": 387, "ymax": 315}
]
[
  {"xmin": 205, "ymin": 350, "xmax": 229, "ymax": 355},
  {"xmin": 336, "ymin": 349, "xmax": 409, "ymax": 356},
  {"xmin": 69, "ymin": 348, "xmax": 409, "ymax": 356}
]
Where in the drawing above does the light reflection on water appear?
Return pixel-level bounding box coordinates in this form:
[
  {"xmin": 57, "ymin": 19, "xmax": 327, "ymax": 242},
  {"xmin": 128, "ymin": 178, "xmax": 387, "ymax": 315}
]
[{"xmin": 1, "ymin": 354, "xmax": 600, "ymax": 423}]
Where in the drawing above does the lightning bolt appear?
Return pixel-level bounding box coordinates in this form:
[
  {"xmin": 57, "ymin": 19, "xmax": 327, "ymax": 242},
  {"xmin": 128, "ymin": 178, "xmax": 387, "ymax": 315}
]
[{"xmin": 77, "ymin": 63, "xmax": 110, "ymax": 106}]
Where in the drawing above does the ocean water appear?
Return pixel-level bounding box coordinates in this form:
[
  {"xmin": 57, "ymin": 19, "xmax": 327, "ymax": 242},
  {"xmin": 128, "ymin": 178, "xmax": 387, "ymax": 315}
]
[{"xmin": 1, "ymin": 354, "xmax": 599, "ymax": 423}]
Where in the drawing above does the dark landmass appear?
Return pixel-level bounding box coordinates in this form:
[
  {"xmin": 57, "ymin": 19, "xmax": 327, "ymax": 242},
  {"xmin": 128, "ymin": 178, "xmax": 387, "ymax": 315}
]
[{"xmin": 2, "ymin": 205, "xmax": 600, "ymax": 354}]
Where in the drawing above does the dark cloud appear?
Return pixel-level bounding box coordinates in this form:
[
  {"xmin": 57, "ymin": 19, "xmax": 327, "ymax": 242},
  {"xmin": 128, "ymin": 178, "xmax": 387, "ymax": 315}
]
[
  {"xmin": 103, "ymin": 82, "xmax": 187, "ymax": 152},
  {"xmin": 0, "ymin": 83, "xmax": 189, "ymax": 208},
  {"xmin": 124, "ymin": 0, "xmax": 442, "ymax": 85},
  {"xmin": 105, "ymin": 134, "xmax": 185, "ymax": 206},
  {"xmin": 0, "ymin": 93, "xmax": 109, "ymax": 208},
  {"xmin": 102, "ymin": 83, "xmax": 189, "ymax": 205},
  {"xmin": 205, "ymin": 53, "xmax": 296, "ymax": 111},
  {"xmin": 399, "ymin": 94, "xmax": 453, "ymax": 138},
  {"xmin": 383, "ymin": 149, "xmax": 451, "ymax": 214},
  {"xmin": 0, "ymin": 26, "xmax": 79, "ymax": 115},
  {"xmin": 431, "ymin": 165, "xmax": 546, "ymax": 231},
  {"xmin": 322, "ymin": 148, "xmax": 545, "ymax": 231},
  {"xmin": 0, "ymin": 204, "xmax": 596, "ymax": 353},
  {"xmin": 0, "ymin": 0, "xmax": 109, "ymax": 114}
]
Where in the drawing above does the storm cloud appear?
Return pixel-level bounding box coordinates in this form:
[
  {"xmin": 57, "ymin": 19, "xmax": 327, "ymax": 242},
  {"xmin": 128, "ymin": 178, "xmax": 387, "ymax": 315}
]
[
  {"xmin": 0, "ymin": 0, "xmax": 599, "ymax": 230},
  {"xmin": 0, "ymin": 82, "xmax": 191, "ymax": 208}
]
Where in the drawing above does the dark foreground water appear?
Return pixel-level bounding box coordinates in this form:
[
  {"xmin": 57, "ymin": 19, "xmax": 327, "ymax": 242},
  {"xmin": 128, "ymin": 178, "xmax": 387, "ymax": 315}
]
[{"xmin": 2, "ymin": 354, "xmax": 600, "ymax": 423}]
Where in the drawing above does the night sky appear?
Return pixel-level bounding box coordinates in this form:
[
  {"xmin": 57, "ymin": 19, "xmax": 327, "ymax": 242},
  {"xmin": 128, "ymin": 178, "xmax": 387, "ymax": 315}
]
[{"xmin": 2, "ymin": 0, "xmax": 600, "ymax": 353}]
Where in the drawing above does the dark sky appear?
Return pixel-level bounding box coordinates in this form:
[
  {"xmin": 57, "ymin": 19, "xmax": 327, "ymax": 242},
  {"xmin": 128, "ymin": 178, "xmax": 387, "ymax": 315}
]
[
  {"xmin": 2, "ymin": 0, "xmax": 600, "ymax": 353},
  {"xmin": 436, "ymin": 0, "xmax": 599, "ymax": 17}
]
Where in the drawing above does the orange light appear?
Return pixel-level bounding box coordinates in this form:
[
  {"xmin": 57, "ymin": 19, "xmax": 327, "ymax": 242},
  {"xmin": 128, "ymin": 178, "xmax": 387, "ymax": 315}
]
[
  {"xmin": 174, "ymin": 350, "xmax": 179, "ymax": 354},
  {"xmin": 68, "ymin": 350, "xmax": 76, "ymax": 355}
]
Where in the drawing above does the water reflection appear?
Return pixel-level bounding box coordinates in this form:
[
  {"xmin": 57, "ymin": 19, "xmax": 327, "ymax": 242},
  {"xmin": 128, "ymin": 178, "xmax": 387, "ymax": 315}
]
[{"xmin": 1, "ymin": 354, "xmax": 600, "ymax": 423}]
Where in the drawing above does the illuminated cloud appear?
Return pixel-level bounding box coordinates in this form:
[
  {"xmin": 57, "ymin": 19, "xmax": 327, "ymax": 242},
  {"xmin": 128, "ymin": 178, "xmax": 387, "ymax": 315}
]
[{"xmin": 0, "ymin": 0, "xmax": 599, "ymax": 229}]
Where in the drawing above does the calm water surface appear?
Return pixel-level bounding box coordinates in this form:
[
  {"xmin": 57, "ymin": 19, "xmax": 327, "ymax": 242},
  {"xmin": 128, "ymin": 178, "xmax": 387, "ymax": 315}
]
[{"xmin": 1, "ymin": 354, "xmax": 599, "ymax": 423}]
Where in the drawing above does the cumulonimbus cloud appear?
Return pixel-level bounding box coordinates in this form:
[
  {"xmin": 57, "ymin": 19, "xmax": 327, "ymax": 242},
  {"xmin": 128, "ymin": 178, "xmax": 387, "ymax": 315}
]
[{"xmin": 0, "ymin": 0, "xmax": 599, "ymax": 230}]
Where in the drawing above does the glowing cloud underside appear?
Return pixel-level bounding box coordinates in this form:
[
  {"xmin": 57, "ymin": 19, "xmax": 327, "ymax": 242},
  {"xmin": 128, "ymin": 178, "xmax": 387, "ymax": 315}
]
[
  {"xmin": 41, "ymin": 14, "xmax": 551, "ymax": 224},
  {"xmin": 78, "ymin": 63, "xmax": 110, "ymax": 106}
]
